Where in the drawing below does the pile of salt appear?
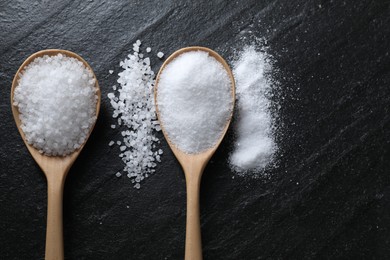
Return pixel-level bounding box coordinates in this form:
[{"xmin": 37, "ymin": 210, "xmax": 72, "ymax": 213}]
[
  {"xmin": 229, "ymin": 47, "xmax": 277, "ymax": 174},
  {"xmin": 157, "ymin": 50, "xmax": 232, "ymax": 154},
  {"xmin": 13, "ymin": 54, "xmax": 98, "ymax": 156},
  {"xmin": 107, "ymin": 40, "xmax": 162, "ymax": 189}
]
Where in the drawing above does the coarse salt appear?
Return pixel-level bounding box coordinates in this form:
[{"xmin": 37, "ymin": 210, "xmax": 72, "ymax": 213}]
[
  {"xmin": 157, "ymin": 52, "xmax": 164, "ymax": 59},
  {"xmin": 13, "ymin": 54, "xmax": 98, "ymax": 156},
  {"xmin": 108, "ymin": 41, "xmax": 162, "ymax": 188}
]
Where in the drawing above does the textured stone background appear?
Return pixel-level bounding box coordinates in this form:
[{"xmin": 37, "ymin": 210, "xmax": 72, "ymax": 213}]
[{"xmin": 0, "ymin": 0, "xmax": 389, "ymax": 259}]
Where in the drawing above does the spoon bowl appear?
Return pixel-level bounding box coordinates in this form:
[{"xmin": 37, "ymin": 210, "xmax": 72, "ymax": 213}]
[
  {"xmin": 11, "ymin": 49, "xmax": 101, "ymax": 260},
  {"xmin": 155, "ymin": 46, "xmax": 235, "ymax": 260}
]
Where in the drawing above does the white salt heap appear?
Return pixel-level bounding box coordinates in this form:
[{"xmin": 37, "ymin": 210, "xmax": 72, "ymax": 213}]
[
  {"xmin": 13, "ymin": 54, "xmax": 98, "ymax": 156},
  {"xmin": 157, "ymin": 51, "xmax": 233, "ymax": 154},
  {"xmin": 229, "ymin": 46, "xmax": 276, "ymax": 174},
  {"xmin": 108, "ymin": 40, "xmax": 162, "ymax": 189}
]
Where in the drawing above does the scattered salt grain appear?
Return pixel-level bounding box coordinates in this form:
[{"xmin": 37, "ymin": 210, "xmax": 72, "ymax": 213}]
[
  {"xmin": 111, "ymin": 125, "xmax": 116, "ymax": 129},
  {"xmin": 108, "ymin": 41, "xmax": 163, "ymax": 188},
  {"xmin": 109, "ymin": 70, "xmax": 114, "ymax": 74},
  {"xmin": 13, "ymin": 54, "xmax": 98, "ymax": 156},
  {"xmin": 146, "ymin": 47, "xmax": 151, "ymax": 53},
  {"xmin": 229, "ymin": 46, "xmax": 276, "ymax": 174},
  {"xmin": 109, "ymin": 141, "xmax": 115, "ymax": 146},
  {"xmin": 115, "ymin": 172, "xmax": 122, "ymax": 177},
  {"xmin": 144, "ymin": 57, "xmax": 150, "ymax": 66},
  {"xmin": 157, "ymin": 52, "xmax": 164, "ymax": 59},
  {"xmin": 157, "ymin": 51, "xmax": 233, "ymax": 153}
]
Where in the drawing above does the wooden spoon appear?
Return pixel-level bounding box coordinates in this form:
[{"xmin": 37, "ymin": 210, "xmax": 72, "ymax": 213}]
[
  {"xmin": 10, "ymin": 49, "xmax": 101, "ymax": 260},
  {"xmin": 154, "ymin": 47, "xmax": 235, "ymax": 260}
]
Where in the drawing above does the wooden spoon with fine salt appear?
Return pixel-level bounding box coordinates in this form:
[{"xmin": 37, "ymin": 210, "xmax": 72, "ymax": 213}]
[
  {"xmin": 154, "ymin": 46, "xmax": 235, "ymax": 260},
  {"xmin": 11, "ymin": 49, "xmax": 101, "ymax": 260}
]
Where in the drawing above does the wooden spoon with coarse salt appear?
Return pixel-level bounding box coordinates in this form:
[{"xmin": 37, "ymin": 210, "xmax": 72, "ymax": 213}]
[{"xmin": 11, "ymin": 49, "xmax": 101, "ymax": 260}]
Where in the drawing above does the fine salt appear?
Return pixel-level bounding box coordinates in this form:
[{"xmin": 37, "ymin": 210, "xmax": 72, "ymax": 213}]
[
  {"xmin": 108, "ymin": 40, "xmax": 162, "ymax": 187},
  {"xmin": 229, "ymin": 47, "xmax": 276, "ymax": 173},
  {"xmin": 13, "ymin": 54, "xmax": 98, "ymax": 156},
  {"xmin": 157, "ymin": 51, "xmax": 233, "ymax": 154}
]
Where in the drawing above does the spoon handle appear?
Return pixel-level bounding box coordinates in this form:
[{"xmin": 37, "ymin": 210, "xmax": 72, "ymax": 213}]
[
  {"xmin": 184, "ymin": 167, "xmax": 203, "ymax": 260},
  {"xmin": 45, "ymin": 174, "xmax": 65, "ymax": 260}
]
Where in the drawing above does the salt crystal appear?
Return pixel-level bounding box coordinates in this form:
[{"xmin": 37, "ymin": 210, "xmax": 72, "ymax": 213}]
[
  {"xmin": 111, "ymin": 125, "xmax": 116, "ymax": 129},
  {"xmin": 108, "ymin": 141, "xmax": 115, "ymax": 146},
  {"xmin": 115, "ymin": 172, "xmax": 122, "ymax": 177},
  {"xmin": 157, "ymin": 52, "xmax": 164, "ymax": 58},
  {"xmin": 146, "ymin": 47, "xmax": 151, "ymax": 53},
  {"xmin": 157, "ymin": 51, "xmax": 232, "ymax": 153},
  {"xmin": 109, "ymin": 70, "xmax": 114, "ymax": 74}
]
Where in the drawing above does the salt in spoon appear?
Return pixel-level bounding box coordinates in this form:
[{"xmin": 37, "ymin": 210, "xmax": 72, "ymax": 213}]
[
  {"xmin": 154, "ymin": 46, "xmax": 235, "ymax": 260},
  {"xmin": 10, "ymin": 49, "xmax": 101, "ymax": 260}
]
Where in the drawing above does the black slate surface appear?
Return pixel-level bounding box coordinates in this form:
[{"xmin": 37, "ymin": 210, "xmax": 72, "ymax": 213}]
[{"xmin": 1, "ymin": 0, "xmax": 390, "ymax": 259}]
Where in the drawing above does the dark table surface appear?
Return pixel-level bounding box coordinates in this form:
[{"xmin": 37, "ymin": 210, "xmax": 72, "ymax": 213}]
[{"xmin": 1, "ymin": 0, "xmax": 390, "ymax": 259}]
